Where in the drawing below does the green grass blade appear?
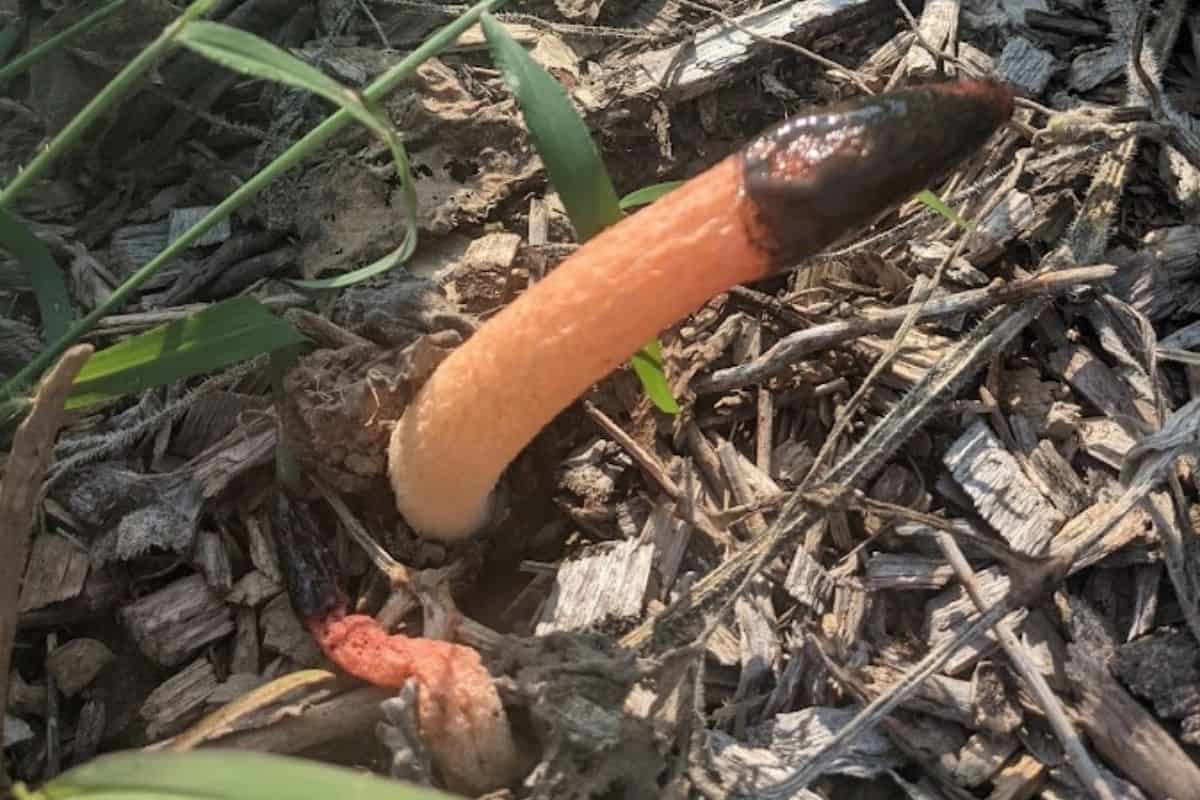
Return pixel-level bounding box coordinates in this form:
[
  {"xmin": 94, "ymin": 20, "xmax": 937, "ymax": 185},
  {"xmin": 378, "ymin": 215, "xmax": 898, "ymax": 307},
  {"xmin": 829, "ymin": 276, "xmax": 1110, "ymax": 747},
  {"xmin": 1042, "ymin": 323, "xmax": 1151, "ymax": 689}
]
[
  {"xmin": 631, "ymin": 339, "xmax": 679, "ymax": 413},
  {"xmin": 176, "ymin": 21, "xmax": 391, "ymax": 144},
  {"xmin": 0, "ymin": 208, "xmax": 73, "ymax": 341},
  {"xmin": 68, "ymin": 296, "xmax": 306, "ymax": 409},
  {"xmin": 481, "ymin": 13, "xmax": 677, "ymax": 414},
  {"xmin": 0, "ymin": 0, "xmax": 130, "ymax": 83},
  {"xmin": 23, "ymin": 750, "xmax": 455, "ymax": 800},
  {"xmin": 619, "ymin": 181, "xmax": 684, "ymax": 210},
  {"xmin": 916, "ymin": 189, "xmax": 972, "ymax": 231},
  {"xmin": 290, "ymin": 232, "xmax": 417, "ymax": 290},
  {"xmin": 480, "ymin": 14, "xmax": 620, "ymax": 241},
  {"xmin": 174, "ymin": 21, "xmax": 422, "ymax": 290},
  {"xmin": 0, "ymin": 0, "xmax": 494, "ymax": 407}
]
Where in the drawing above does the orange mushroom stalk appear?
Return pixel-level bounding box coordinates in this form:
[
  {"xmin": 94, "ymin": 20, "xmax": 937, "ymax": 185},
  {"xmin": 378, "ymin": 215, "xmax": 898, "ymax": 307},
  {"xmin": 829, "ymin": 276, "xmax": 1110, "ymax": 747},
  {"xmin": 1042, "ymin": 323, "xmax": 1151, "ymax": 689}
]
[{"xmin": 390, "ymin": 79, "xmax": 1015, "ymax": 541}]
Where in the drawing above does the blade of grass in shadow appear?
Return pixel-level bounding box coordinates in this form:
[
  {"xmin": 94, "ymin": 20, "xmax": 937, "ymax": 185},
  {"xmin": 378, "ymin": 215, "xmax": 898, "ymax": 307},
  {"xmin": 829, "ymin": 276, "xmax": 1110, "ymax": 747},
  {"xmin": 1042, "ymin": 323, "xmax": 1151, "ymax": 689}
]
[
  {"xmin": 916, "ymin": 189, "xmax": 972, "ymax": 231},
  {"xmin": 177, "ymin": 22, "xmax": 392, "ymax": 145},
  {"xmin": 177, "ymin": 20, "xmax": 419, "ymax": 287},
  {"xmin": 0, "ymin": 209, "xmax": 73, "ymax": 341},
  {"xmin": 68, "ymin": 296, "xmax": 305, "ymax": 410},
  {"xmin": 619, "ymin": 181, "xmax": 684, "ymax": 211},
  {"xmin": 0, "ymin": 0, "xmax": 129, "ymax": 83},
  {"xmin": 0, "ymin": 0, "xmax": 503, "ymax": 408},
  {"xmin": 481, "ymin": 14, "xmax": 678, "ymax": 413},
  {"xmin": 289, "ymin": 234, "xmax": 417, "ymax": 291},
  {"xmin": 13, "ymin": 749, "xmax": 455, "ymax": 800}
]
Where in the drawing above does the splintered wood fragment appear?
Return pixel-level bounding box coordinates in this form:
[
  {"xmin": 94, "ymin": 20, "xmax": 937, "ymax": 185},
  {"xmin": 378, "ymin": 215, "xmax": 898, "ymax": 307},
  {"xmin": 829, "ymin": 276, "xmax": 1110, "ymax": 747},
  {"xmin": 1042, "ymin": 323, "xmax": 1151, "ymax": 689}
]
[
  {"xmin": 705, "ymin": 707, "xmax": 902, "ymax": 794},
  {"xmin": 965, "ymin": 190, "xmax": 1035, "ymax": 263},
  {"xmin": 168, "ymin": 206, "xmax": 230, "ymax": 248},
  {"xmin": 824, "ymin": 581, "xmax": 868, "ymax": 660},
  {"xmin": 1026, "ymin": 440, "xmax": 1089, "ymax": 517},
  {"xmin": 784, "ymin": 546, "xmax": 833, "ymax": 610},
  {"xmin": 140, "ymin": 657, "xmax": 220, "ymax": 740},
  {"xmin": 1111, "ymin": 225, "xmax": 1200, "ymax": 322},
  {"xmin": 536, "ymin": 539, "xmax": 654, "ymax": 635},
  {"xmin": 606, "ymin": 0, "xmax": 882, "ymax": 104},
  {"xmin": 944, "ymin": 421, "xmax": 1066, "ymax": 555},
  {"xmin": 924, "ymin": 568, "xmax": 1027, "ymax": 675},
  {"xmin": 995, "ymin": 36, "xmax": 1057, "ymax": 95},
  {"xmin": 1068, "ymin": 646, "xmax": 1200, "ymax": 800},
  {"xmin": 865, "ymin": 553, "xmax": 954, "ymax": 590},
  {"xmin": 260, "ymin": 593, "xmax": 322, "ymax": 665},
  {"xmin": 0, "ymin": 345, "xmax": 92, "ymax": 730},
  {"xmin": 861, "ymin": 660, "xmax": 974, "ymax": 727},
  {"xmin": 121, "ymin": 573, "xmax": 234, "ymax": 667},
  {"xmin": 734, "ymin": 578, "xmax": 779, "ymax": 701},
  {"xmin": 954, "ymin": 732, "xmax": 1021, "ymax": 787},
  {"xmin": 1050, "ymin": 497, "xmax": 1150, "ymax": 573},
  {"xmin": 1047, "ymin": 343, "xmax": 1152, "ymax": 425},
  {"xmin": 46, "ymin": 638, "xmax": 113, "ymax": 697},
  {"xmin": 902, "ymin": 0, "xmax": 958, "ymax": 78},
  {"xmin": 18, "ymin": 532, "xmax": 90, "ymax": 612},
  {"xmin": 988, "ymin": 752, "xmax": 1047, "ymax": 800},
  {"xmin": 640, "ymin": 499, "xmax": 691, "ymax": 595},
  {"xmin": 1075, "ymin": 417, "xmax": 1138, "ymax": 470}
]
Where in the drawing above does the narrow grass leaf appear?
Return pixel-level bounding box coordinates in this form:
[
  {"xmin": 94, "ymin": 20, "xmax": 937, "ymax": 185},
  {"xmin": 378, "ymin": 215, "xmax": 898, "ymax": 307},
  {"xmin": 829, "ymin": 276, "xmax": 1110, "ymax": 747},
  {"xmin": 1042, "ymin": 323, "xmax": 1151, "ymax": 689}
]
[
  {"xmin": 176, "ymin": 20, "xmax": 420, "ymax": 285},
  {"xmin": 68, "ymin": 296, "xmax": 305, "ymax": 409},
  {"xmin": 481, "ymin": 14, "xmax": 620, "ymax": 241},
  {"xmin": 177, "ymin": 21, "xmax": 391, "ymax": 144},
  {"xmin": 916, "ymin": 189, "xmax": 972, "ymax": 231},
  {"xmin": 22, "ymin": 750, "xmax": 455, "ymax": 800},
  {"xmin": 0, "ymin": 208, "xmax": 73, "ymax": 341},
  {"xmin": 289, "ymin": 231, "xmax": 417, "ymax": 291},
  {"xmin": 482, "ymin": 14, "xmax": 677, "ymax": 414},
  {"xmin": 619, "ymin": 181, "xmax": 684, "ymax": 210},
  {"xmin": 631, "ymin": 339, "xmax": 680, "ymax": 414},
  {"xmin": 0, "ymin": 0, "xmax": 128, "ymax": 83}
]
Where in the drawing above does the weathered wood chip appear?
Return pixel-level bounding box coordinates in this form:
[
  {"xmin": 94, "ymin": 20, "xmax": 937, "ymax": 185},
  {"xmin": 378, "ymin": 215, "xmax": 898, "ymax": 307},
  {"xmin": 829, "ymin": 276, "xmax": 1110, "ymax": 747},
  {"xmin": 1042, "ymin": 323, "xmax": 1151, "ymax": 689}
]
[{"xmin": 944, "ymin": 420, "xmax": 1066, "ymax": 554}]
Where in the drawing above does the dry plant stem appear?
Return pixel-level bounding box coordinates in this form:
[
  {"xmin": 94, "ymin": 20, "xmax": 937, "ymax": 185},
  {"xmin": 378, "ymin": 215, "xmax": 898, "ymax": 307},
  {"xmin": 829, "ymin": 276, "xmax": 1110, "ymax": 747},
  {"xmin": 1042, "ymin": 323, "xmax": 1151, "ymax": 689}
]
[
  {"xmin": 805, "ymin": 146, "xmax": 1027, "ymax": 483},
  {"xmin": 764, "ymin": 600, "xmax": 1014, "ymax": 795},
  {"xmin": 697, "ymin": 264, "xmax": 1116, "ymax": 394},
  {"xmin": 0, "ymin": 345, "xmax": 93, "ymax": 753},
  {"xmin": 191, "ymin": 686, "xmax": 393, "ymax": 754},
  {"xmin": 391, "ymin": 80, "xmax": 1014, "ymax": 541},
  {"xmin": 932, "ymin": 533, "xmax": 1115, "ymax": 800},
  {"xmin": 582, "ymin": 401, "xmax": 732, "ymax": 550}
]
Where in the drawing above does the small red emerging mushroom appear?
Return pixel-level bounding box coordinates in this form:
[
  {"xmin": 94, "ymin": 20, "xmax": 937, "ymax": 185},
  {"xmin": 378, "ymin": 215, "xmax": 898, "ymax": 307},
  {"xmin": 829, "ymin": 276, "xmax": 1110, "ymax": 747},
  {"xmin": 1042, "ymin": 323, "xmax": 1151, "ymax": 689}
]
[
  {"xmin": 273, "ymin": 493, "xmax": 521, "ymax": 794},
  {"xmin": 390, "ymin": 79, "xmax": 1015, "ymax": 541}
]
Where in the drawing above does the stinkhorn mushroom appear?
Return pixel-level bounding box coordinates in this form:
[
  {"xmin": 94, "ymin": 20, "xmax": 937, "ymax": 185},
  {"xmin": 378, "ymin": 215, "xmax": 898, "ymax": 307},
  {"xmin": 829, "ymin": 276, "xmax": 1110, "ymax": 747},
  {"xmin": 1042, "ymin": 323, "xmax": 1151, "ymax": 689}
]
[
  {"xmin": 390, "ymin": 78, "xmax": 1015, "ymax": 541},
  {"xmin": 273, "ymin": 493, "xmax": 522, "ymax": 794}
]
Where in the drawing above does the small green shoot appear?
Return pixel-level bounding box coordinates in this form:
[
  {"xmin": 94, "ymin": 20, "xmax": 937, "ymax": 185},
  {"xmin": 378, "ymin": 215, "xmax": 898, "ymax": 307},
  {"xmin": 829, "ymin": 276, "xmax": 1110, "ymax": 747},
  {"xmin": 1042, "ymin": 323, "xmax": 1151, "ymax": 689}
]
[
  {"xmin": 12, "ymin": 749, "xmax": 455, "ymax": 800},
  {"xmin": 916, "ymin": 189, "xmax": 972, "ymax": 231},
  {"xmin": 619, "ymin": 181, "xmax": 684, "ymax": 211},
  {"xmin": 68, "ymin": 296, "xmax": 305, "ymax": 410},
  {"xmin": 289, "ymin": 235, "xmax": 417, "ymax": 291},
  {"xmin": 0, "ymin": 208, "xmax": 73, "ymax": 341},
  {"xmin": 481, "ymin": 14, "xmax": 679, "ymax": 414}
]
